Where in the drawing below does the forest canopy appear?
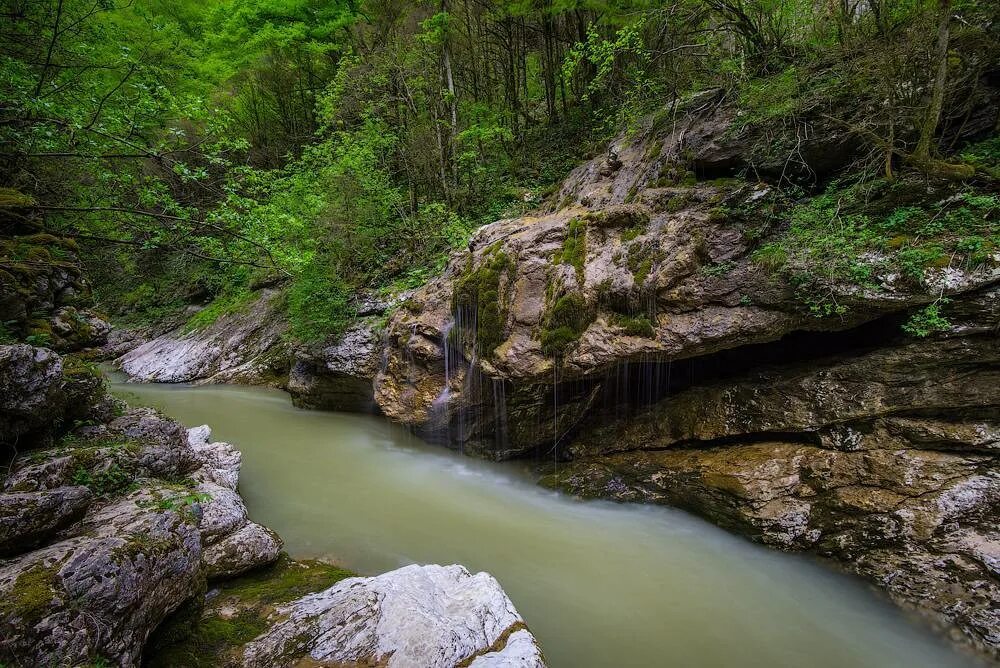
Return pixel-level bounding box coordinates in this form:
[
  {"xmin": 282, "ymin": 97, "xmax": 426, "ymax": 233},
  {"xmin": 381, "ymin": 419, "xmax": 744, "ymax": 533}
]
[{"xmin": 1, "ymin": 0, "xmax": 998, "ymax": 340}]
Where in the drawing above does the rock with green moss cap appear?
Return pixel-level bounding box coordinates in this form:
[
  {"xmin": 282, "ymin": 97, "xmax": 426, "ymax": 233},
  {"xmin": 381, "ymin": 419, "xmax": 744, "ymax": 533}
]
[
  {"xmin": 240, "ymin": 563, "xmax": 545, "ymax": 668},
  {"xmin": 0, "ymin": 485, "xmax": 204, "ymax": 667}
]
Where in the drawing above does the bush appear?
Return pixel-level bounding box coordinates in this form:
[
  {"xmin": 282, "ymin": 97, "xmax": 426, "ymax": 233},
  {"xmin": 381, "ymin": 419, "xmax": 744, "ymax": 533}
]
[
  {"xmin": 286, "ymin": 258, "xmax": 354, "ymax": 343},
  {"xmin": 902, "ymin": 301, "xmax": 951, "ymax": 338}
]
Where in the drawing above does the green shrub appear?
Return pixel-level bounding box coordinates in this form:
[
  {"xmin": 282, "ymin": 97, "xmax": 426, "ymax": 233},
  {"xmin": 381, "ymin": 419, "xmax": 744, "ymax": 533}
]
[{"xmin": 902, "ymin": 301, "xmax": 951, "ymax": 338}]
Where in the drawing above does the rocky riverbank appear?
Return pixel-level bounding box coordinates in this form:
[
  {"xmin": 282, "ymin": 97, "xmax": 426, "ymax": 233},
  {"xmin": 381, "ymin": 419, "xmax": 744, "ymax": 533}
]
[
  {"xmin": 0, "ymin": 346, "xmax": 546, "ymax": 667},
  {"xmin": 0, "ymin": 229, "xmax": 546, "ymax": 667}
]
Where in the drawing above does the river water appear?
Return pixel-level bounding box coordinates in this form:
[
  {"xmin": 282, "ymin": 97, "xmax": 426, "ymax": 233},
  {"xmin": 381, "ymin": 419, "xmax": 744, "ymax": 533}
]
[{"xmin": 110, "ymin": 378, "xmax": 975, "ymax": 668}]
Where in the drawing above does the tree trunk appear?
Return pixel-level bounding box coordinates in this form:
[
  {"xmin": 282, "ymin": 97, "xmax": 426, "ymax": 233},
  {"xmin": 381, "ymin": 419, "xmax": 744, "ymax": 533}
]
[
  {"xmin": 913, "ymin": 0, "xmax": 952, "ymax": 163},
  {"xmin": 441, "ymin": 0, "xmax": 458, "ymax": 181}
]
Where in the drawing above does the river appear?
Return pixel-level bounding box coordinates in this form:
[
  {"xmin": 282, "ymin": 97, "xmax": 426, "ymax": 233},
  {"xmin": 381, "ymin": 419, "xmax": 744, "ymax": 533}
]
[{"xmin": 110, "ymin": 377, "xmax": 976, "ymax": 668}]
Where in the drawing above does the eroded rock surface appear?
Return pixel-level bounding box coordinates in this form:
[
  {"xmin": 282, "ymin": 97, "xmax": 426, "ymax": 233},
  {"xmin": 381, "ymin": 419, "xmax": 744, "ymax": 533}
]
[
  {"xmin": 287, "ymin": 320, "xmax": 383, "ymax": 412},
  {"xmin": 545, "ymin": 328, "xmax": 1000, "ymax": 661},
  {"xmin": 0, "ymin": 411, "xmax": 282, "ymax": 665},
  {"xmin": 117, "ymin": 288, "xmax": 288, "ymax": 385},
  {"xmin": 0, "ymin": 486, "xmax": 205, "ymax": 667},
  {"xmin": 241, "ymin": 564, "xmax": 545, "ymax": 668}
]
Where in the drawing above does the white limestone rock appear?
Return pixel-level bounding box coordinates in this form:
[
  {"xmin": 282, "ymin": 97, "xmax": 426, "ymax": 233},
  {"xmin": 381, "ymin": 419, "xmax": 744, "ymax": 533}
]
[{"xmin": 241, "ymin": 564, "xmax": 546, "ymax": 668}]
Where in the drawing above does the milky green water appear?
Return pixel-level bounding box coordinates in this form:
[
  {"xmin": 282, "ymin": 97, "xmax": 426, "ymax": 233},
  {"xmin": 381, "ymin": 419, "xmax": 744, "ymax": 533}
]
[{"xmin": 111, "ymin": 378, "xmax": 976, "ymax": 668}]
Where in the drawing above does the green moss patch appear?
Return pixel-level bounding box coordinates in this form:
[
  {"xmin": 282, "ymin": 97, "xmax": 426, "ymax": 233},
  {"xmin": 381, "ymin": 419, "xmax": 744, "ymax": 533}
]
[
  {"xmin": 551, "ymin": 217, "xmax": 587, "ymax": 282},
  {"xmin": 539, "ymin": 293, "xmax": 593, "ymax": 358},
  {"xmin": 0, "ymin": 564, "xmax": 62, "ymax": 627},
  {"xmin": 451, "ymin": 246, "xmax": 512, "ymax": 359},
  {"xmin": 611, "ymin": 314, "xmax": 655, "ymax": 338},
  {"xmin": 146, "ymin": 555, "xmax": 354, "ymax": 668}
]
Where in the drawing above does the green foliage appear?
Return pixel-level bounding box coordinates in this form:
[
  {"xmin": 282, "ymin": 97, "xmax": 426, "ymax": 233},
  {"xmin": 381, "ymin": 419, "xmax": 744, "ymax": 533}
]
[
  {"xmin": 737, "ymin": 67, "xmax": 803, "ymax": 126},
  {"xmin": 959, "ymin": 137, "xmax": 1000, "ymax": 178},
  {"xmin": 72, "ymin": 463, "xmax": 133, "ymax": 497},
  {"xmin": 183, "ymin": 291, "xmax": 254, "ymax": 333},
  {"xmin": 286, "ymin": 258, "xmax": 354, "ymax": 343},
  {"xmin": 903, "ymin": 300, "xmax": 952, "ymax": 338},
  {"xmin": 746, "ymin": 173, "xmax": 998, "ymax": 318},
  {"xmin": 24, "ymin": 333, "xmax": 52, "ymax": 348},
  {"xmin": 0, "ymin": 321, "xmax": 16, "ymax": 344},
  {"xmin": 700, "ymin": 260, "xmax": 736, "ymax": 277}
]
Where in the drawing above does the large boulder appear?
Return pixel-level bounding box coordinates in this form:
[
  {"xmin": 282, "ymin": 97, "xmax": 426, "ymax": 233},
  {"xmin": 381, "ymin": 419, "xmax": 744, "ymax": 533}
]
[
  {"xmin": 3, "ymin": 408, "xmax": 200, "ymax": 494},
  {"xmin": 0, "ymin": 486, "xmax": 205, "ymax": 667},
  {"xmin": 241, "ymin": 564, "xmax": 545, "ymax": 668},
  {"xmin": 203, "ymin": 522, "xmax": 283, "ymax": 579},
  {"xmin": 0, "ymin": 344, "xmax": 64, "ymax": 447}
]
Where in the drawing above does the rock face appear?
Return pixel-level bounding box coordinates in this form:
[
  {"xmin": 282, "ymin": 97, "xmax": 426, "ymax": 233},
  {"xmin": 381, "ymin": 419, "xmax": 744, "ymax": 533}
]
[
  {"xmin": 0, "ymin": 410, "xmax": 282, "ymax": 666},
  {"xmin": 0, "ymin": 344, "xmax": 111, "ymax": 449},
  {"xmin": 241, "ymin": 564, "xmax": 545, "ymax": 668},
  {"xmin": 543, "ymin": 319, "xmax": 999, "ymax": 660},
  {"xmin": 373, "ymin": 179, "xmax": 998, "ymax": 458},
  {"xmin": 287, "ymin": 320, "xmax": 383, "ymax": 412},
  {"xmin": 0, "ymin": 234, "xmax": 110, "ymax": 351},
  {"xmin": 0, "ymin": 486, "xmax": 92, "ymax": 556},
  {"xmin": 0, "ymin": 345, "xmax": 65, "ymax": 446},
  {"xmin": 0, "ymin": 486, "xmax": 205, "ymax": 667},
  {"xmin": 117, "ymin": 288, "xmax": 289, "ymax": 385}
]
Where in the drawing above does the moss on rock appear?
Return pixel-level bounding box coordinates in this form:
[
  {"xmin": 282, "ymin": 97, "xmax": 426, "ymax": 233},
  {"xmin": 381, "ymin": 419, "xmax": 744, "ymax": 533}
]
[
  {"xmin": 539, "ymin": 292, "xmax": 593, "ymax": 358},
  {"xmin": 551, "ymin": 217, "xmax": 588, "ymax": 282},
  {"xmin": 145, "ymin": 555, "xmax": 354, "ymax": 668},
  {"xmin": 451, "ymin": 246, "xmax": 512, "ymax": 359}
]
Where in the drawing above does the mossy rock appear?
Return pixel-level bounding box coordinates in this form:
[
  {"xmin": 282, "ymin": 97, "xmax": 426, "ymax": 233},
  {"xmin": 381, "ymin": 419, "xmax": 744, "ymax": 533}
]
[
  {"xmin": 451, "ymin": 247, "xmax": 513, "ymax": 359},
  {"xmin": 145, "ymin": 555, "xmax": 354, "ymax": 668},
  {"xmin": 0, "ymin": 563, "xmax": 63, "ymax": 629},
  {"xmin": 611, "ymin": 314, "xmax": 656, "ymax": 338},
  {"xmin": 539, "ymin": 292, "xmax": 593, "ymax": 358},
  {"xmin": 551, "ymin": 217, "xmax": 587, "ymax": 283}
]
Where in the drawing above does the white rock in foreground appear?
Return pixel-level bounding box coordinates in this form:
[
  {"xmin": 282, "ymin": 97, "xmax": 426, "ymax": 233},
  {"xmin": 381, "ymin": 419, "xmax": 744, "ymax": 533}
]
[{"xmin": 241, "ymin": 563, "xmax": 546, "ymax": 668}]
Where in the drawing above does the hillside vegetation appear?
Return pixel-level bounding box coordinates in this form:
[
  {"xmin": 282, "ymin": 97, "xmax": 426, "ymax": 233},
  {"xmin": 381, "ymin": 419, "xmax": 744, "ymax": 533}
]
[{"xmin": 1, "ymin": 0, "xmax": 997, "ymax": 343}]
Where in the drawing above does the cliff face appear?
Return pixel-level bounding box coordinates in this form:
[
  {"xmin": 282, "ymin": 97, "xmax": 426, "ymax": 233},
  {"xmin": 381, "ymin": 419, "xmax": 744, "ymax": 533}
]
[
  {"xmin": 372, "ymin": 96, "xmax": 999, "ymax": 460},
  {"xmin": 368, "ymin": 96, "xmax": 1000, "ymax": 660}
]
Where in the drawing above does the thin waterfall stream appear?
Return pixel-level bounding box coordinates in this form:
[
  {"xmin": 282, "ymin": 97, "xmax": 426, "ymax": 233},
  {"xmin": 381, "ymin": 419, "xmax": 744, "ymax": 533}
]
[{"xmin": 109, "ymin": 375, "xmax": 977, "ymax": 668}]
